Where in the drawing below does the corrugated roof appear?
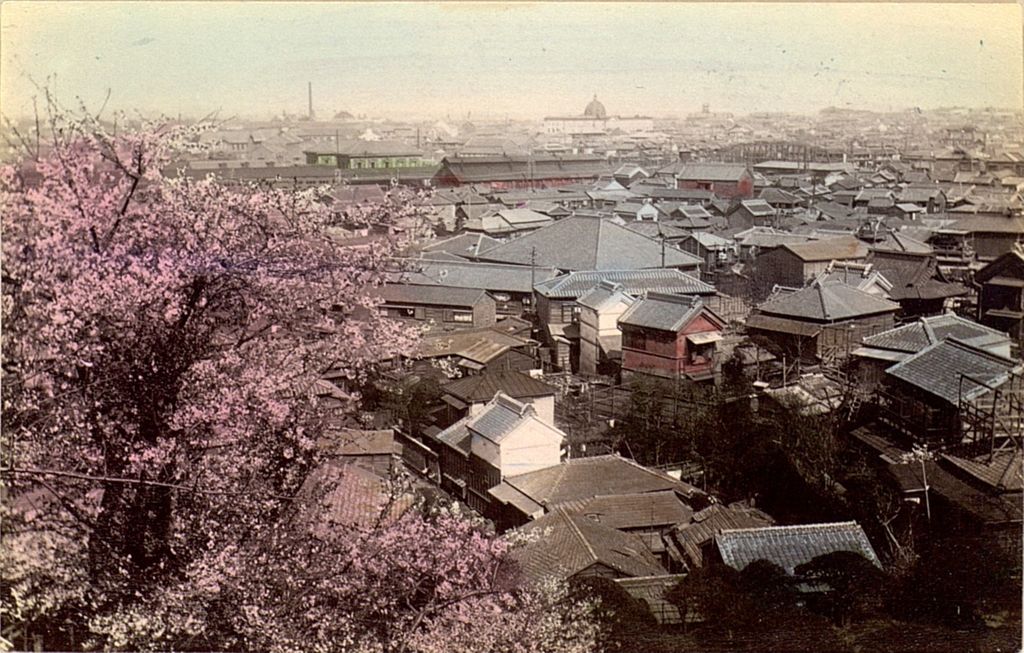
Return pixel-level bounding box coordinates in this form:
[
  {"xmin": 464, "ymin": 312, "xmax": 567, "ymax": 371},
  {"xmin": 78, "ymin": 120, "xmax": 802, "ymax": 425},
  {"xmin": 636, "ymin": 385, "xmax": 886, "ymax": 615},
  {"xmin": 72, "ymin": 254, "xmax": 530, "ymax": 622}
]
[
  {"xmin": 475, "ymin": 216, "xmax": 702, "ymax": 271},
  {"xmin": 716, "ymin": 522, "xmax": 880, "ymax": 574},
  {"xmin": 437, "ymin": 155, "xmax": 611, "ymax": 184},
  {"xmin": 885, "ymin": 338, "xmax": 1020, "ymax": 405},
  {"xmin": 535, "ymin": 268, "xmax": 714, "ymax": 299}
]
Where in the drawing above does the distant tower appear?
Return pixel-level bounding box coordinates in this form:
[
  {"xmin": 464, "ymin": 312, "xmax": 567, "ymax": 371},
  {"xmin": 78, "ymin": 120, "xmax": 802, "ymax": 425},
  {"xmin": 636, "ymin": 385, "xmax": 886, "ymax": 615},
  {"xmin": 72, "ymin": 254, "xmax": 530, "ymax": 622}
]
[
  {"xmin": 308, "ymin": 82, "xmax": 315, "ymax": 120},
  {"xmin": 702, "ymin": 103, "xmax": 710, "ymax": 114}
]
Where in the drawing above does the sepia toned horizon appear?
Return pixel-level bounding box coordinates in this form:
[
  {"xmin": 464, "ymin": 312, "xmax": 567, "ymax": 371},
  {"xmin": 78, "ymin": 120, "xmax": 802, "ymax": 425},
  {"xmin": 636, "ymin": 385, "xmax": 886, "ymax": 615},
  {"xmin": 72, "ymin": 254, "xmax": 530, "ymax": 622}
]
[{"xmin": 1, "ymin": 1, "xmax": 1022, "ymax": 122}]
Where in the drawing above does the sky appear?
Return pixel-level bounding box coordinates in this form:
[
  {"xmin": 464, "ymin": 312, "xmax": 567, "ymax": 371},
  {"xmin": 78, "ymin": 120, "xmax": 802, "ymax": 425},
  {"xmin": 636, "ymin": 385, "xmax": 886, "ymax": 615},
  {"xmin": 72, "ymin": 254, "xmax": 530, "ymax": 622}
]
[{"xmin": 1, "ymin": 2, "xmax": 1022, "ymax": 121}]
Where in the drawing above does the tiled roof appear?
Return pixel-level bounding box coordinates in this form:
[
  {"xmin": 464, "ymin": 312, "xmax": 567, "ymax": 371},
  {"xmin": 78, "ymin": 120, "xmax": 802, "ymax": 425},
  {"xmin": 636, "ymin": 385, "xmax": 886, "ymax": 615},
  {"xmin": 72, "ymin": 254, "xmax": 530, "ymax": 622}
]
[
  {"xmin": 673, "ymin": 163, "xmax": 750, "ymax": 182},
  {"xmin": 475, "ymin": 216, "xmax": 702, "ymax": 271},
  {"xmin": 622, "ymin": 221, "xmax": 691, "ymax": 240},
  {"xmin": 498, "ymin": 454, "xmax": 702, "ymax": 508},
  {"xmin": 858, "ymin": 314, "xmax": 1009, "ymax": 356},
  {"xmin": 323, "ymin": 429, "xmax": 396, "ymax": 457},
  {"xmin": 686, "ymin": 231, "xmax": 733, "ymax": 249},
  {"xmin": 941, "ymin": 450, "xmax": 1023, "ymax": 493},
  {"xmin": 296, "ymin": 462, "xmax": 413, "ymax": 535},
  {"xmin": 885, "ymin": 338, "xmax": 1020, "ymax": 405},
  {"xmin": 560, "ymin": 490, "xmax": 694, "ymax": 530},
  {"xmin": 434, "ymin": 419, "xmax": 472, "ymax": 454},
  {"xmin": 716, "ymin": 521, "xmax": 880, "ymax": 574},
  {"xmin": 618, "ymin": 293, "xmax": 718, "ymax": 333},
  {"xmin": 758, "ymin": 282, "xmax": 899, "ymax": 322},
  {"xmin": 577, "ymin": 280, "xmax": 636, "ymax": 312},
  {"xmin": 398, "ymin": 258, "xmax": 560, "ymax": 293},
  {"xmin": 437, "ymin": 155, "xmax": 611, "ymax": 184},
  {"xmin": 513, "ymin": 507, "xmax": 668, "ymax": 582},
  {"xmin": 442, "ymin": 371, "xmax": 556, "ymax": 403},
  {"xmin": 467, "ymin": 393, "xmax": 535, "ymax": 444},
  {"xmin": 535, "ymin": 269, "xmax": 714, "ymax": 299},
  {"xmin": 781, "ymin": 236, "xmax": 869, "ymax": 262},
  {"xmin": 377, "ymin": 283, "xmax": 487, "ymax": 307},
  {"xmin": 737, "ymin": 199, "xmax": 776, "ymax": 217},
  {"xmin": 670, "ymin": 503, "xmax": 775, "ymax": 568}
]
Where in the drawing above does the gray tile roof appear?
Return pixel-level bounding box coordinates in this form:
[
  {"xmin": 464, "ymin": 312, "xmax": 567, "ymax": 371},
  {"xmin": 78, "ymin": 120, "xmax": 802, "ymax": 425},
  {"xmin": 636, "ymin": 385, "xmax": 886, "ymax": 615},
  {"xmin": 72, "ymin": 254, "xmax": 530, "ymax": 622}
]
[
  {"xmin": 716, "ymin": 521, "xmax": 880, "ymax": 574},
  {"xmin": 672, "ymin": 163, "xmax": 750, "ymax": 182},
  {"xmin": 618, "ymin": 293, "xmax": 714, "ymax": 332},
  {"xmin": 466, "ymin": 392, "xmax": 546, "ymax": 445},
  {"xmin": 758, "ymin": 282, "xmax": 899, "ymax": 322},
  {"xmin": 475, "ymin": 216, "xmax": 703, "ymax": 271},
  {"xmin": 670, "ymin": 503, "xmax": 776, "ymax": 568},
  {"xmin": 398, "ymin": 259, "xmax": 560, "ymax": 293},
  {"xmin": 859, "ymin": 314, "xmax": 1010, "ymax": 356},
  {"xmin": 535, "ymin": 269, "xmax": 715, "ymax": 299},
  {"xmin": 884, "ymin": 338, "xmax": 1021, "ymax": 405},
  {"xmin": 577, "ymin": 280, "xmax": 635, "ymax": 312}
]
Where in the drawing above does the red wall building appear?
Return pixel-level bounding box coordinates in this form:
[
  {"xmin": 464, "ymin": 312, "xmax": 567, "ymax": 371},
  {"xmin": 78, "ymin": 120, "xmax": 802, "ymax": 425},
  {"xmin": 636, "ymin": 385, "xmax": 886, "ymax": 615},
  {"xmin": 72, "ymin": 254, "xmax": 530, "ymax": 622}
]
[
  {"xmin": 674, "ymin": 163, "xmax": 754, "ymax": 200},
  {"xmin": 618, "ymin": 293, "xmax": 726, "ymax": 382}
]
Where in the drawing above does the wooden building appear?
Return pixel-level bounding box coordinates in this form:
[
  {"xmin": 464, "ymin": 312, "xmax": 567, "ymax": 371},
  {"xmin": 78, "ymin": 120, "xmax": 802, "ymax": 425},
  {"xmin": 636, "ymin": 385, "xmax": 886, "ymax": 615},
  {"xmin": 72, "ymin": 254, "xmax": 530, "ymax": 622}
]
[
  {"xmin": 376, "ymin": 283, "xmax": 496, "ymax": 331},
  {"xmin": 431, "ymin": 155, "xmax": 611, "ymax": 190},
  {"xmin": 534, "ymin": 269, "xmax": 716, "ymax": 372},
  {"xmin": 753, "ymin": 236, "xmax": 869, "ymax": 293},
  {"xmin": 670, "ymin": 163, "xmax": 754, "ymax": 199},
  {"xmin": 431, "ymin": 393, "xmax": 565, "ymax": 515},
  {"xmin": 746, "ymin": 282, "xmax": 900, "ymax": 364},
  {"xmin": 618, "ymin": 293, "xmax": 726, "ymax": 382},
  {"xmin": 975, "ymin": 248, "xmax": 1024, "ymax": 348}
]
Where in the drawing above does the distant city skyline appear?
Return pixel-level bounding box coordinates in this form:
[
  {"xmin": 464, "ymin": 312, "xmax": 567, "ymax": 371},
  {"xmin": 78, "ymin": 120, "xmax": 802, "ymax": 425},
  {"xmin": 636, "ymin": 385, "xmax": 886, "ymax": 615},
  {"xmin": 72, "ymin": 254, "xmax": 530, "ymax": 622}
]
[{"xmin": 2, "ymin": 2, "xmax": 1022, "ymax": 122}]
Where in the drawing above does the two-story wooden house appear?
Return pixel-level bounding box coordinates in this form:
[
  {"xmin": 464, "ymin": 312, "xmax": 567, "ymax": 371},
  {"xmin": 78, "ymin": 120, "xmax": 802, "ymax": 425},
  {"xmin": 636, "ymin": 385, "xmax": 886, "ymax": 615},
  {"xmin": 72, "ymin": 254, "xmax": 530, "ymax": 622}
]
[
  {"xmin": 376, "ymin": 283, "xmax": 496, "ymax": 331},
  {"xmin": 976, "ymin": 248, "xmax": 1024, "ymax": 348},
  {"xmin": 618, "ymin": 292, "xmax": 727, "ymax": 382},
  {"xmin": 534, "ymin": 269, "xmax": 716, "ymax": 372},
  {"xmin": 431, "ymin": 393, "xmax": 565, "ymax": 515}
]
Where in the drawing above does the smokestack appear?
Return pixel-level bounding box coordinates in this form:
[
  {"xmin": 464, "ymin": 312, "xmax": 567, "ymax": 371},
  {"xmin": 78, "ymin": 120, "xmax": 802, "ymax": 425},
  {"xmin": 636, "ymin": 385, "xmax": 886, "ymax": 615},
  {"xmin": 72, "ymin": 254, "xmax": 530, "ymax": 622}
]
[{"xmin": 308, "ymin": 82, "xmax": 315, "ymax": 120}]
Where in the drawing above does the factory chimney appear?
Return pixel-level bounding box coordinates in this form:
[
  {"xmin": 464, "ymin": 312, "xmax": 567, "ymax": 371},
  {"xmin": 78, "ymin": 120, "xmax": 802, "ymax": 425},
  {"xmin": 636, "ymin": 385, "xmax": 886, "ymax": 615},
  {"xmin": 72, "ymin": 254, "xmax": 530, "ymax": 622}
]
[{"xmin": 308, "ymin": 82, "xmax": 315, "ymax": 120}]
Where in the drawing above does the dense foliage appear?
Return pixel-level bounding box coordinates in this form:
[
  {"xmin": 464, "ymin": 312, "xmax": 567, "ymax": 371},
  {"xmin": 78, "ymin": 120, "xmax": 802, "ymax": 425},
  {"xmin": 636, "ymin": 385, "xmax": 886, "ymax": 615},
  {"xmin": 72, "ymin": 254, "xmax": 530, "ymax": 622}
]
[{"xmin": 0, "ymin": 110, "xmax": 598, "ymax": 652}]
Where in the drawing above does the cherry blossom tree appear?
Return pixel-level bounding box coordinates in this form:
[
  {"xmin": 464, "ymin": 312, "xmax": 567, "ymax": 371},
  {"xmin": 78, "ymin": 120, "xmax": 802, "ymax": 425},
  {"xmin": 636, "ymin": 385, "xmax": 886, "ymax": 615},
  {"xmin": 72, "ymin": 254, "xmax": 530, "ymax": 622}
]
[
  {"xmin": 0, "ymin": 104, "xmax": 419, "ymax": 648},
  {"xmin": 1, "ymin": 104, "xmax": 599, "ymax": 652}
]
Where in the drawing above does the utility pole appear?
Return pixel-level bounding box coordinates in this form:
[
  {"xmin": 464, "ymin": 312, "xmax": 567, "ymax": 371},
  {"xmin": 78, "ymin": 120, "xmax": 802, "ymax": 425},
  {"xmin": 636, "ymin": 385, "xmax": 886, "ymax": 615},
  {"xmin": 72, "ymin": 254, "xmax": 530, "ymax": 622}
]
[{"xmin": 530, "ymin": 246, "xmax": 537, "ymax": 314}]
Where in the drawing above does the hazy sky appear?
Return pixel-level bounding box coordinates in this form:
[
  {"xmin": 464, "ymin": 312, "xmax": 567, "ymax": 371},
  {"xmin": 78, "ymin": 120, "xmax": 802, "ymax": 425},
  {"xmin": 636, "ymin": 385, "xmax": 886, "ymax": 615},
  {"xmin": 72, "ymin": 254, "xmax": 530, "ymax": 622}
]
[{"xmin": 2, "ymin": 2, "xmax": 1022, "ymax": 121}]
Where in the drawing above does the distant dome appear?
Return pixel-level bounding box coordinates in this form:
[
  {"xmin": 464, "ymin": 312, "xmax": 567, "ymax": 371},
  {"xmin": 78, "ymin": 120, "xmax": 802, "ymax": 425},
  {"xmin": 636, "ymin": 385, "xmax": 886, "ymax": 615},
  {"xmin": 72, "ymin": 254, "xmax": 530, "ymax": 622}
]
[{"xmin": 583, "ymin": 95, "xmax": 607, "ymax": 120}]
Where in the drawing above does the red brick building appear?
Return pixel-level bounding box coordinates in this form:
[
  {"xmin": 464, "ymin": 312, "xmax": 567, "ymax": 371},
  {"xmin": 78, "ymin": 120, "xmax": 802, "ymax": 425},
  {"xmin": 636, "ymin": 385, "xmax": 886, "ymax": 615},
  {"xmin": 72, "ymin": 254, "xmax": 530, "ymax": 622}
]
[{"xmin": 671, "ymin": 163, "xmax": 754, "ymax": 200}]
